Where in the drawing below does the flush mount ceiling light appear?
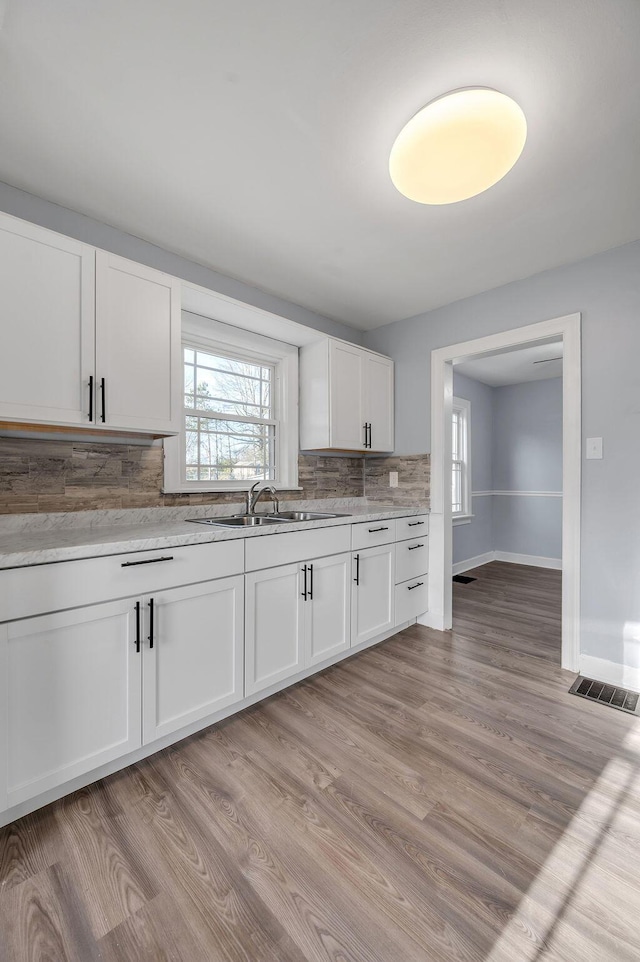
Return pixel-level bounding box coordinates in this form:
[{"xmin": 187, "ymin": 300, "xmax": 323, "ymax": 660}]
[{"xmin": 389, "ymin": 88, "xmax": 527, "ymax": 205}]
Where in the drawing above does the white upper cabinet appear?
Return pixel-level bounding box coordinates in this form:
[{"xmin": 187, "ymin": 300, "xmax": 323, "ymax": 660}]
[
  {"xmin": 328, "ymin": 340, "xmax": 365, "ymax": 449},
  {"xmin": 95, "ymin": 252, "xmax": 180, "ymax": 433},
  {"xmin": 300, "ymin": 336, "xmax": 394, "ymax": 452},
  {"xmin": 364, "ymin": 351, "xmax": 394, "ymax": 453},
  {"xmin": 0, "ymin": 212, "xmax": 95, "ymax": 425},
  {"xmin": 0, "ymin": 214, "xmax": 180, "ymax": 435}
]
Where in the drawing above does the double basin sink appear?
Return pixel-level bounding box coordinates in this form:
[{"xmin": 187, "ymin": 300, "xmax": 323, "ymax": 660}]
[{"xmin": 189, "ymin": 510, "xmax": 349, "ymax": 528}]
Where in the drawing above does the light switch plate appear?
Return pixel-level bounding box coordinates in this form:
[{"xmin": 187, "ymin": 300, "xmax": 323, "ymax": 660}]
[
  {"xmin": 389, "ymin": 471, "xmax": 399, "ymax": 488},
  {"xmin": 586, "ymin": 437, "xmax": 603, "ymax": 459}
]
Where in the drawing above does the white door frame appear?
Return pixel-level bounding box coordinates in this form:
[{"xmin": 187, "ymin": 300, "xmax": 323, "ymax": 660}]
[{"xmin": 422, "ymin": 313, "xmax": 581, "ymax": 672}]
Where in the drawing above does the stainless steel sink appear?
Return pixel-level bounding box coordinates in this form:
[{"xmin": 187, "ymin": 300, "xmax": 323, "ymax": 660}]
[
  {"xmin": 266, "ymin": 510, "xmax": 350, "ymax": 521},
  {"xmin": 188, "ymin": 515, "xmax": 288, "ymax": 527},
  {"xmin": 188, "ymin": 510, "xmax": 350, "ymax": 527}
]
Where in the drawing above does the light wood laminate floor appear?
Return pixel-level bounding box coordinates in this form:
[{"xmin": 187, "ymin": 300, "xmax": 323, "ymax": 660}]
[{"xmin": 2, "ymin": 562, "xmax": 640, "ymax": 961}]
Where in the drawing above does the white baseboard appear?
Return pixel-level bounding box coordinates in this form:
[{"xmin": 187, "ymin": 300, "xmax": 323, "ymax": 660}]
[
  {"xmin": 417, "ymin": 610, "xmax": 445, "ymax": 630},
  {"xmin": 579, "ymin": 654, "xmax": 640, "ymax": 693},
  {"xmin": 452, "ymin": 551, "xmax": 496, "ymax": 575},
  {"xmin": 494, "ymin": 551, "xmax": 562, "ymax": 570},
  {"xmin": 453, "ymin": 550, "xmax": 562, "ymax": 574}
]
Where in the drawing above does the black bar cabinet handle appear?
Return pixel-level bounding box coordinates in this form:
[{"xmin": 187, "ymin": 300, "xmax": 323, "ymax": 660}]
[
  {"xmin": 407, "ymin": 582, "xmax": 424, "ymax": 591},
  {"xmin": 367, "ymin": 423, "xmax": 372, "ymax": 449},
  {"xmin": 308, "ymin": 563, "xmax": 313, "ymax": 601},
  {"xmin": 100, "ymin": 377, "xmax": 106, "ymax": 423},
  {"xmin": 408, "ymin": 521, "xmax": 425, "ymax": 527},
  {"xmin": 134, "ymin": 601, "xmax": 141, "ymax": 653},
  {"xmin": 407, "ymin": 543, "xmax": 424, "ymax": 551},
  {"xmin": 88, "ymin": 375, "xmax": 94, "ymax": 422},
  {"xmin": 301, "ymin": 564, "xmax": 308, "ymax": 600},
  {"xmin": 368, "ymin": 526, "xmax": 389, "ymax": 533},
  {"xmin": 148, "ymin": 598, "xmax": 154, "ymax": 648},
  {"xmin": 121, "ymin": 555, "xmax": 174, "ymax": 568},
  {"xmin": 354, "ymin": 553, "xmax": 360, "ymax": 585},
  {"xmin": 363, "ymin": 423, "xmax": 368, "ymax": 448}
]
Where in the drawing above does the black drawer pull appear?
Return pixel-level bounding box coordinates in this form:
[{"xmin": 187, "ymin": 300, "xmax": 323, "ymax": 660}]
[
  {"xmin": 354, "ymin": 553, "xmax": 360, "ymax": 585},
  {"xmin": 368, "ymin": 526, "xmax": 389, "ymax": 533},
  {"xmin": 100, "ymin": 377, "xmax": 106, "ymax": 423},
  {"xmin": 148, "ymin": 597, "xmax": 154, "ymax": 648},
  {"xmin": 88, "ymin": 375, "xmax": 94, "ymax": 422},
  {"xmin": 121, "ymin": 555, "xmax": 174, "ymax": 568},
  {"xmin": 301, "ymin": 564, "xmax": 308, "ymax": 600},
  {"xmin": 407, "ymin": 582, "xmax": 424, "ymax": 591},
  {"xmin": 407, "ymin": 521, "xmax": 425, "ymax": 527},
  {"xmin": 407, "ymin": 544, "xmax": 424, "ymax": 551},
  {"xmin": 134, "ymin": 601, "xmax": 141, "ymax": 653}
]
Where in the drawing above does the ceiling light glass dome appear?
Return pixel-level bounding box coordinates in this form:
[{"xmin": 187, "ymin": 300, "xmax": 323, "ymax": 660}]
[{"xmin": 389, "ymin": 88, "xmax": 527, "ymax": 204}]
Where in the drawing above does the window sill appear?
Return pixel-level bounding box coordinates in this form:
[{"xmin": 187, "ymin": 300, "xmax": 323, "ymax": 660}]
[
  {"xmin": 452, "ymin": 514, "xmax": 474, "ymax": 526},
  {"xmin": 162, "ymin": 483, "xmax": 303, "ymax": 495}
]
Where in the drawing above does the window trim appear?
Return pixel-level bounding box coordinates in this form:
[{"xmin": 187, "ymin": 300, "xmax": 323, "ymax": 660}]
[
  {"xmin": 163, "ymin": 315, "xmax": 299, "ymax": 493},
  {"xmin": 452, "ymin": 396, "xmax": 471, "ymax": 519}
]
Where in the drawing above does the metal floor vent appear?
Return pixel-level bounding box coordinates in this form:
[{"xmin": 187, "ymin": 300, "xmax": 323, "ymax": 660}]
[
  {"xmin": 453, "ymin": 575, "xmax": 477, "ymax": 585},
  {"xmin": 569, "ymin": 676, "xmax": 640, "ymax": 715}
]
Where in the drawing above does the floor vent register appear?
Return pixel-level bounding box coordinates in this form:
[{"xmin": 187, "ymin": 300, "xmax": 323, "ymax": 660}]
[{"xmin": 569, "ymin": 676, "xmax": 640, "ymax": 715}]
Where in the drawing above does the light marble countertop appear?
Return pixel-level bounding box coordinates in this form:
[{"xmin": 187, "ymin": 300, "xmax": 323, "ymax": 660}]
[{"xmin": 0, "ymin": 499, "xmax": 429, "ymax": 570}]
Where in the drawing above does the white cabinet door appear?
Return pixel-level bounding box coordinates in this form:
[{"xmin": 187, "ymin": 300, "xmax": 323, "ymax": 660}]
[
  {"xmin": 142, "ymin": 577, "xmax": 244, "ymax": 744},
  {"xmin": 0, "ymin": 599, "xmax": 141, "ymax": 811},
  {"xmin": 0, "ymin": 213, "xmax": 95, "ymax": 426},
  {"xmin": 305, "ymin": 553, "xmax": 351, "ymax": 667},
  {"xmin": 245, "ymin": 563, "xmax": 305, "ymax": 696},
  {"xmin": 95, "ymin": 251, "xmax": 180, "ymax": 433},
  {"xmin": 351, "ymin": 544, "xmax": 396, "ymax": 647},
  {"xmin": 365, "ymin": 352, "xmax": 394, "ymax": 452},
  {"xmin": 329, "ymin": 340, "xmax": 366, "ymax": 450}
]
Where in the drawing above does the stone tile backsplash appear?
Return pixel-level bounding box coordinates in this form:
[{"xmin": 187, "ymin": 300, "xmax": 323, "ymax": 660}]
[
  {"xmin": 364, "ymin": 454, "xmax": 430, "ymax": 505},
  {"xmin": 0, "ymin": 437, "xmax": 429, "ymax": 515}
]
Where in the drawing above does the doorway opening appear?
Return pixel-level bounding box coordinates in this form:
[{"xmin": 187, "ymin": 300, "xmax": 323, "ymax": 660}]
[
  {"xmin": 425, "ymin": 314, "xmax": 581, "ymax": 671},
  {"xmin": 451, "ymin": 339, "xmax": 563, "ymax": 663}
]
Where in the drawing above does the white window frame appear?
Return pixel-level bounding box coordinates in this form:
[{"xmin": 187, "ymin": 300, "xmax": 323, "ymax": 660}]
[
  {"xmin": 451, "ymin": 396, "xmax": 472, "ymax": 521},
  {"xmin": 164, "ymin": 314, "xmax": 299, "ymax": 493}
]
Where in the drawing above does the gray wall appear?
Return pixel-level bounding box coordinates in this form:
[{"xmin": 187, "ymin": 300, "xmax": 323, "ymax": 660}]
[
  {"xmin": 452, "ymin": 374, "xmax": 563, "ymax": 565},
  {"xmin": 492, "ymin": 378, "xmax": 563, "ymax": 561},
  {"xmin": 492, "ymin": 378, "xmax": 563, "ymax": 492},
  {"xmin": 365, "ymin": 241, "xmax": 640, "ymax": 671},
  {"xmin": 0, "ymin": 181, "xmax": 361, "ymax": 345}
]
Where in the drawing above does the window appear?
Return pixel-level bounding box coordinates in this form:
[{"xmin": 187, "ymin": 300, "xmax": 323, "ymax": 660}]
[
  {"xmin": 452, "ymin": 397, "xmax": 471, "ymax": 518},
  {"xmin": 184, "ymin": 347, "xmax": 275, "ymax": 482},
  {"xmin": 164, "ymin": 316, "xmax": 298, "ymax": 492}
]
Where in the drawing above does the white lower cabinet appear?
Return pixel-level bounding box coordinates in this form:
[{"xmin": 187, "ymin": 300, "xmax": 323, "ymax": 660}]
[
  {"xmin": 245, "ymin": 563, "xmax": 305, "ymax": 696},
  {"xmin": 0, "ymin": 599, "xmax": 142, "ymax": 811},
  {"xmin": 305, "ymin": 553, "xmax": 351, "ymax": 667},
  {"xmin": 0, "ymin": 514, "xmax": 429, "ymax": 823},
  {"xmin": 0, "ymin": 574, "xmax": 244, "ymax": 815},
  {"xmin": 142, "ymin": 576, "xmax": 244, "ymax": 744},
  {"xmin": 351, "ymin": 543, "xmax": 396, "ymax": 646},
  {"xmin": 245, "ymin": 552, "xmax": 351, "ymax": 696}
]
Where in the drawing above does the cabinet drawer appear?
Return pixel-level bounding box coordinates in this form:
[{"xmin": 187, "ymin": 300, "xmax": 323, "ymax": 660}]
[
  {"xmin": 245, "ymin": 525, "xmax": 351, "ymax": 572},
  {"xmin": 0, "ymin": 540, "xmax": 244, "ymax": 623},
  {"xmin": 396, "ymin": 515, "xmax": 429, "ymax": 542},
  {"xmin": 395, "ymin": 577, "xmax": 428, "ymax": 626},
  {"xmin": 395, "ymin": 538, "xmax": 429, "ymax": 584},
  {"xmin": 351, "ymin": 519, "xmax": 396, "ymax": 550}
]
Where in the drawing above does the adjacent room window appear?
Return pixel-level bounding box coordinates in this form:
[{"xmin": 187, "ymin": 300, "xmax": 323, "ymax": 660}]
[
  {"xmin": 452, "ymin": 397, "xmax": 471, "ymax": 517},
  {"xmin": 164, "ymin": 316, "xmax": 298, "ymax": 492}
]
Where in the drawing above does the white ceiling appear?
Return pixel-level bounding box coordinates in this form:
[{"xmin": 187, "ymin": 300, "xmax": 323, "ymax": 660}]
[
  {"xmin": 455, "ymin": 340, "xmax": 563, "ymax": 386},
  {"xmin": 1, "ymin": 1, "xmax": 639, "ymax": 330}
]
